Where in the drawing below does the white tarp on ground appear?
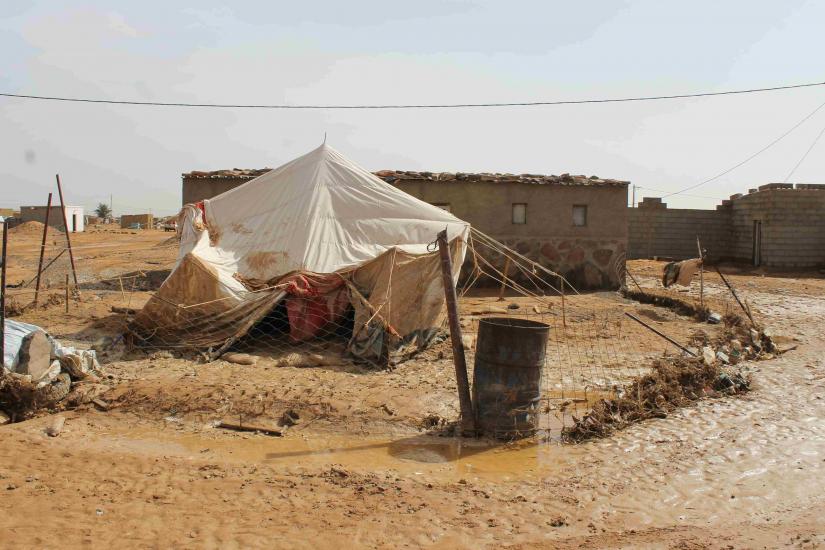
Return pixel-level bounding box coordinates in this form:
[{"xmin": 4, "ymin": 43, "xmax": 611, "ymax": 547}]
[
  {"xmin": 2, "ymin": 319, "xmax": 101, "ymax": 382},
  {"xmin": 132, "ymin": 144, "xmax": 470, "ymax": 360}
]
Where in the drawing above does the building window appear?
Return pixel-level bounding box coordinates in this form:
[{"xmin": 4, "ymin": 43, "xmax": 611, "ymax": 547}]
[
  {"xmin": 512, "ymin": 203, "xmax": 527, "ymax": 224},
  {"xmin": 431, "ymin": 203, "xmax": 451, "ymax": 212},
  {"xmin": 572, "ymin": 205, "xmax": 587, "ymax": 227}
]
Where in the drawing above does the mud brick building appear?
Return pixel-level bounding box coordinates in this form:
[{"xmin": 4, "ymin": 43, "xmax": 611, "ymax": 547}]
[
  {"xmin": 182, "ymin": 168, "xmax": 630, "ymax": 290},
  {"xmin": 629, "ymin": 183, "xmax": 825, "ymax": 267},
  {"xmin": 376, "ymin": 171, "xmax": 629, "ymax": 290}
]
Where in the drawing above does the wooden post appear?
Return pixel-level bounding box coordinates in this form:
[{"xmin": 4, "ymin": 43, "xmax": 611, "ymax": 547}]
[
  {"xmin": 65, "ymin": 274, "xmax": 69, "ymax": 314},
  {"xmin": 55, "ymin": 174, "xmax": 79, "ymax": 287},
  {"xmin": 34, "ymin": 192, "xmax": 53, "ymax": 306},
  {"xmin": 1, "ymin": 219, "xmax": 7, "ymax": 370},
  {"xmin": 696, "ymin": 236, "xmax": 704, "ymax": 310},
  {"xmin": 436, "ymin": 229, "xmax": 476, "ymax": 435},
  {"xmin": 497, "ymin": 256, "xmax": 511, "ymax": 301}
]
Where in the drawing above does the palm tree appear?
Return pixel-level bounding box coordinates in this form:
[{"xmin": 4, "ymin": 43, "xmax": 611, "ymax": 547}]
[{"xmin": 95, "ymin": 203, "xmax": 112, "ymax": 220}]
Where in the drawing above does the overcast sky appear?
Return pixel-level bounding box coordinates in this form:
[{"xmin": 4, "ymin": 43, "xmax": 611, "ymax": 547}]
[{"xmin": 1, "ymin": 1, "xmax": 824, "ymax": 216}]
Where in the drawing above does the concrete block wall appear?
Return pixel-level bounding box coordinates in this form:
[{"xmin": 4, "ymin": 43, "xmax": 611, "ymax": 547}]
[
  {"xmin": 731, "ymin": 188, "xmax": 825, "ymax": 267},
  {"xmin": 629, "ymin": 186, "xmax": 825, "ymax": 268},
  {"xmin": 628, "ymin": 198, "xmax": 731, "ymax": 260}
]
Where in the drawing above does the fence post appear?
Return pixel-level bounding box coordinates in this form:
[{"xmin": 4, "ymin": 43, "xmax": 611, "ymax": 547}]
[
  {"xmin": 436, "ymin": 229, "xmax": 476, "ymax": 435},
  {"xmin": 56, "ymin": 174, "xmax": 79, "ymax": 288},
  {"xmin": 34, "ymin": 192, "xmax": 53, "ymax": 306},
  {"xmin": 1, "ymin": 219, "xmax": 8, "ymax": 370}
]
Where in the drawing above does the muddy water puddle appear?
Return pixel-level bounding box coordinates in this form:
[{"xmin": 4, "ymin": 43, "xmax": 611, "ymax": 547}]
[{"xmin": 101, "ymin": 427, "xmax": 582, "ymax": 482}]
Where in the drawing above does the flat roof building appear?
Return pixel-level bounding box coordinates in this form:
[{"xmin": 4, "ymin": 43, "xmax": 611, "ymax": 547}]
[
  {"xmin": 182, "ymin": 167, "xmax": 630, "ymax": 290},
  {"xmin": 20, "ymin": 205, "xmax": 85, "ymax": 233}
]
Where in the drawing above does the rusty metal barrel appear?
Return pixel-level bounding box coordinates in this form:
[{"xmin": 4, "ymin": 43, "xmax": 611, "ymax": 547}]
[{"xmin": 472, "ymin": 317, "xmax": 549, "ymax": 439}]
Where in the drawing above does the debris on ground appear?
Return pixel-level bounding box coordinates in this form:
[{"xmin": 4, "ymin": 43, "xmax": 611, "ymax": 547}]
[
  {"xmin": 1, "ymin": 319, "xmax": 105, "ymax": 422},
  {"xmin": 217, "ymin": 420, "xmax": 282, "ymax": 437},
  {"xmin": 222, "ymin": 352, "xmax": 258, "ymax": 366},
  {"xmin": 45, "ymin": 415, "xmax": 66, "ymax": 437},
  {"xmin": 279, "ymin": 409, "xmax": 300, "ymax": 427},
  {"xmin": 563, "ymin": 356, "xmax": 751, "ymax": 442}
]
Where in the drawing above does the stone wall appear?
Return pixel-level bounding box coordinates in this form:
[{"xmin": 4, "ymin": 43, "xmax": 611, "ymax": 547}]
[{"xmin": 481, "ymin": 236, "xmax": 626, "ymax": 290}]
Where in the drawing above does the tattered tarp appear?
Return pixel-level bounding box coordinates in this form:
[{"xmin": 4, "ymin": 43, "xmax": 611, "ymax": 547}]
[
  {"xmin": 662, "ymin": 258, "xmax": 702, "ymax": 288},
  {"xmin": 130, "ymin": 144, "xmax": 469, "ymax": 361}
]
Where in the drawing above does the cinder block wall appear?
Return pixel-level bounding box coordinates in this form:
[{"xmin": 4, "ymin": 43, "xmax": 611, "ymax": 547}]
[
  {"xmin": 628, "ymin": 198, "xmax": 731, "ymax": 260},
  {"xmin": 731, "ymin": 185, "xmax": 825, "ymax": 267},
  {"xmin": 629, "ymin": 185, "xmax": 825, "ymax": 267}
]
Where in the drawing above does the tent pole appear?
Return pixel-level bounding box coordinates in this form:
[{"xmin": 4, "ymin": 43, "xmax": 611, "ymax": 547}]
[{"xmin": 436, "ymin": 229, "xmax": 476, "ymax": 436}]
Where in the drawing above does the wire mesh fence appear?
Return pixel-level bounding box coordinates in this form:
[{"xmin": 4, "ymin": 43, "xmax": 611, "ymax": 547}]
[{"xmin": 2, "ymin": 224, "xmax": 731, "ymax": 438}]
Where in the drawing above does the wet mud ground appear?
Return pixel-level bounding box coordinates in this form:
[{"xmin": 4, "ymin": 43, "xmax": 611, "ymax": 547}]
[{"xmin": 1, "ymin": 227, "xmax": 824, "ymax": 548}]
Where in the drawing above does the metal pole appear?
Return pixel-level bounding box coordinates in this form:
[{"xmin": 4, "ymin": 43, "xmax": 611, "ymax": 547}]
[
  {"xmin": 631, "ymin": 184, "xmax": 636, "ymax": 208},
  {"xmin": 65, "ymin": 274, "xmax": 69, "ymax": 314},
  {"xmin": 1, "ymin": 219, "xmax": 8, "ymax": 371},
  {"xmin": 34, "ymin": 192, "xmax": 53, "ymax": 305},
  {"xmin": 55, "ymin": 174, "xmax": 79, "ymax": 287},
  {"xmin": 625, "ymin": 268, "xmax": 645, "ymax": 294},
  {"xmin": 715, "ymin": 267, "xmax": 758, "ymax": 328},
  {"xmin": 436, "ymin": 229, "xmax": 476, "ymax": 435},
  {"xmin": 624, "ymin": 312, "xmax": 697, "ymax": 357}
]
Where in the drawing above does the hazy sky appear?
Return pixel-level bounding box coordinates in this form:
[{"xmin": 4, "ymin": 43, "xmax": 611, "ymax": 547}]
[{"xmin": 1, "ymin": 1, "xmax": 824, "ymax": 216}]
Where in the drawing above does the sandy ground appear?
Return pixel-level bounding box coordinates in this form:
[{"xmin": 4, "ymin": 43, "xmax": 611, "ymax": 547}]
[{"xmin": 1, "ymin": 226, "xmax": 824, "ymax": 548}]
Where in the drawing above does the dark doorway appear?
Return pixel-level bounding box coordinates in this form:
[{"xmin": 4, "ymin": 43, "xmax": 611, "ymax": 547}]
[
  {"xmin": 72, "ymin": 213, "xmax": 77, "ymax": 232},
  {"xmin": 752, "ymin": 220, "xmax": 762, "ymax": 266}
]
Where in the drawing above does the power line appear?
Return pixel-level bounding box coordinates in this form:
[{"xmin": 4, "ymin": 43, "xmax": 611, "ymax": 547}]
[
  {"xmin": 1, "ymin": 80, "xmax": 825, "ymax": 110},
  {"xmin": 661, "ymin": 96, "xmax": 825, "ymax": 198},
  {"xmin": 784, "ymin": 121, "xmax": 825, "ymax": 182},
  {"xmin": 635, "ymin": 186, "xmax": 725, "ymax": 201}
]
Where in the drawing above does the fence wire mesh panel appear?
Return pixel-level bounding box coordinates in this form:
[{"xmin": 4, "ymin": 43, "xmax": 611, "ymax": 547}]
[{"xmin": 3, "ymin": 223, "xmax": 745, "ymax": 439}]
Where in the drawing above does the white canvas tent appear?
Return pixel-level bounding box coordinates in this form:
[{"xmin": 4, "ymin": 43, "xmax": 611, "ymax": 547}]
[{"xmin": 131, "ymin": 144, "xmax": 469, "ymax": 363}]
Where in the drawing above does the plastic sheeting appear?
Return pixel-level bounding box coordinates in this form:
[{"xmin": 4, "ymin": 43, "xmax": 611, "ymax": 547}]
[{"xmin": 2, "ymin": 319, "xmax": 101, "ymax": 382}]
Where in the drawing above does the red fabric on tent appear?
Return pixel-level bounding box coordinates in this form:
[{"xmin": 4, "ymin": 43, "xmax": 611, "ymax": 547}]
[{"xmin": 281, "ymin": 273, "xmax": 349, "ymax": 342}]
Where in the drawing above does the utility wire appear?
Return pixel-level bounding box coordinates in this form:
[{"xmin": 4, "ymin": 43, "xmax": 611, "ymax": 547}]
[
  {"xmin": 661, "ymin": 97, "xmax": 825, "ymax": 198},
  {"xmin": 635, "ymin": 186, "xmax": 725, "ymax": 201},
  {"xmin": 1, "ymin": 80, "xmax": 824, "ymax": 110},
  {"xmin": 784, "ymin": 121, "xmax": 825, "ymax": 182}
]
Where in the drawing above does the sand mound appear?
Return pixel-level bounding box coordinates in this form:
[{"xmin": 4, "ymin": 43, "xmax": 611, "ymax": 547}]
[{"xmin": 8, "ymin": 221, "xmax": 63, "ymax": 235}]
